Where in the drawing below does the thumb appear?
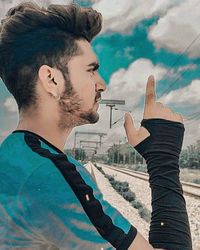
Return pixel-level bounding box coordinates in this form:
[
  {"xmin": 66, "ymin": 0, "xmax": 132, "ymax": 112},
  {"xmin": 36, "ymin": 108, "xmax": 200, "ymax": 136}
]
[{"xmin": 124, "ymin": 112, "xmax": 137, "ymax": 143}]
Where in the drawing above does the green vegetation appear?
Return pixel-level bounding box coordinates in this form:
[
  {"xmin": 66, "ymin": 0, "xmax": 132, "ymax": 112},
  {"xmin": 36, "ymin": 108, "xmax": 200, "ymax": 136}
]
[
  {"xmin": 180, "ymin": 140, "xmax": 200, "ymax": 169},
  {"xmin": 95, "ymin": 164, "xmax": 151, "ymax": 222},
  {"xmin": 67, "ymin": 139, "xmax": 200, "ymax": 171},
  {"xmin": 193, "ymin": 179, "xmax": 200, "ymax": 185}
]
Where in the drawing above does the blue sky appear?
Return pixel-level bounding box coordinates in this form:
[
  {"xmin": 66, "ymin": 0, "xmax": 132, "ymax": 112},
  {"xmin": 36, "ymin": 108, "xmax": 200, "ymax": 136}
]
[{"xmin": 0, "ymin": 0, "xmax": 199, "ymax": 148}]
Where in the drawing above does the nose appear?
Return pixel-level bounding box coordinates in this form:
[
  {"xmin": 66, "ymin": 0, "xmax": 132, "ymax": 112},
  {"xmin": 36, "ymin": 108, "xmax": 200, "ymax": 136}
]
[{"xmin": 95, "ymin": 74, "xmax": 107, "ymax": 92}]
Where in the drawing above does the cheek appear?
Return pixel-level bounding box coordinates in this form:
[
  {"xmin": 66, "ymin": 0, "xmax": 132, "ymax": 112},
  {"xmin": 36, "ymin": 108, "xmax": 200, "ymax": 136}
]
[
  {"xmin": 73, "ymin": 73, "xmax": 96, "ymax": 107},
  {"xmin": 82, "ymin": 83, "xmax": 96, "ymax": 107}
]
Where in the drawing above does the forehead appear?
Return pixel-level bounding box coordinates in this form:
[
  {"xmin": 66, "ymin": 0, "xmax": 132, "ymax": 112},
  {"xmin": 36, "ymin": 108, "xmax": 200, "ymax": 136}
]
[{"xmin": 71, "ymin": 40, "xmax": 98, "ymax": 65}]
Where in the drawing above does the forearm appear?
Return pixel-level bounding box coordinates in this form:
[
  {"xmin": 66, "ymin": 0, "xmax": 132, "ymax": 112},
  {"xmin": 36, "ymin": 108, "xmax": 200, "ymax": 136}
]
[{"xmin": 135, "ymin": 119, "xmax": 192, "ymax": 250}]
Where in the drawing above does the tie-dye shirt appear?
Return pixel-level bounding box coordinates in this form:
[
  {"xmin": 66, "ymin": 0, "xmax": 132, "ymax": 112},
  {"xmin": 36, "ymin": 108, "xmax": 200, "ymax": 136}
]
[{"xmin": 0, "ymin": 130, "xmax": 137, "ymax": 250}]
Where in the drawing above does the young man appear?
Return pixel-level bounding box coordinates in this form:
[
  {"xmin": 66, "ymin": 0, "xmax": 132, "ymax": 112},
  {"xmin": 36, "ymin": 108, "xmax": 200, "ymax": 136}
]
[{"xmin": 0, "ymin": 2, "xmax": 192, "ymax": 250}]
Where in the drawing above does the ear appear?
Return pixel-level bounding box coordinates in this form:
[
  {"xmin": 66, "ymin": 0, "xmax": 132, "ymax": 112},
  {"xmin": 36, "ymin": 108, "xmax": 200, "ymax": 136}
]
[{"xmin": 38, "ymin": 65, "xmax": 57, "ymax": 96}]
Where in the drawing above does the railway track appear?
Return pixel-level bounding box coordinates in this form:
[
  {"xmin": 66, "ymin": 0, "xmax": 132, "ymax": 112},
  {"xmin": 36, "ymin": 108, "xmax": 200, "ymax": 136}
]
[{"xmin": 100, "ymin": 164, "xmax": 200, "ymax": 199}]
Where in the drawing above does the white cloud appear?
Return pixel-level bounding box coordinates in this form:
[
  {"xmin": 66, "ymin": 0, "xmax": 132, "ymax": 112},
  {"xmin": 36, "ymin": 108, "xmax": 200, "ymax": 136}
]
[
  {"xmin": 177, "ymin": 64, "xmax": 197, "ymax": 73},
  {"xmin": 149, "ymin": 0, "xmax": 200, "ymax": 58},
  {"xmin": 162, "ymin": 79, "xmax": 200, "ymax": 106},
  {"xmin": 4, "ymin": 97, "xmax": 18, "ymax": 112},
  {"xmin": 104, "ymin": 58, "xmax": 167, "ymax": 108},
  {"xmin": 92, "ymin": 0, "xmax": 183, "ymax": 34}
]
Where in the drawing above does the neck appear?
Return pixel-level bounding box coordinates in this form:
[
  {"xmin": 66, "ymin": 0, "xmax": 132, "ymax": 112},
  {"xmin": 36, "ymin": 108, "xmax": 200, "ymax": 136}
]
[{"xmin": 16, "ymin": 111, "xmax": 72, "ymax": 153}]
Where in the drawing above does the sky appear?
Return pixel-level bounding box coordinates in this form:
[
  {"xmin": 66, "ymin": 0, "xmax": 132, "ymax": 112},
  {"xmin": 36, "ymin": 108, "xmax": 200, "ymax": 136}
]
[{"xmin": 0, "ymin": 0, "xmax": 200, "ymax": 152}]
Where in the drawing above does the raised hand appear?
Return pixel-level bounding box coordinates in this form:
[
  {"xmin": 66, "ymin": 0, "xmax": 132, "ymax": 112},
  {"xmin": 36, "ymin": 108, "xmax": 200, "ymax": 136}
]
[{"xmin": 124, "ymin": 75, "xmax": 183, "ymax": 147}]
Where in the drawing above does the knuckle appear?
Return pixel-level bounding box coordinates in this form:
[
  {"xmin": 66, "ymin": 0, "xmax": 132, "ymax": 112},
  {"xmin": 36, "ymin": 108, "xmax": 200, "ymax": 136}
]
[
  {"xmin": 147, "ymin": 93, "xmax": 154, "ymax": 100},
  {"xmin": 156, "ymin": 101, "xmax": 162, "ymax": 105},
  {"xmin": 172, "ymin": 112, "xmax": 183, "ymax": 122},
  {"xmin": 156, "ymin": 102, "xmax": 164, "ymax": 107},
  {"xmin": 177, "ymin": 113, "xmax": 183, "ymax": 121},
  {"xmin": 166, "ymin": 107, "xmax": 172, "ymax": 113}
]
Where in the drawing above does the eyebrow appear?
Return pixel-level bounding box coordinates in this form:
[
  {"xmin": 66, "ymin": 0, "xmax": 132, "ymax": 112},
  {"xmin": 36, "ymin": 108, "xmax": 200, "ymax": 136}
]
[{"xmin": 87, "ymin": 62, "xmax": 100, "ymax": 70}]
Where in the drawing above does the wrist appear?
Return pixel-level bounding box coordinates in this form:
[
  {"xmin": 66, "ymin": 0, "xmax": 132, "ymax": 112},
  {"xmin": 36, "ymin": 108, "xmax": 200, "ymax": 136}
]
[{"xmin": 134, "ymin": 118, "xmax": 185, "ymax": 159}]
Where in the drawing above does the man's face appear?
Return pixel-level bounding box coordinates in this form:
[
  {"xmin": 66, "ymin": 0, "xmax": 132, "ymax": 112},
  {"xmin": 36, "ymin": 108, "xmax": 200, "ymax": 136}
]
[{"xmin": 58, "ymin": 39, "xmax": 106, "ymax": 129}]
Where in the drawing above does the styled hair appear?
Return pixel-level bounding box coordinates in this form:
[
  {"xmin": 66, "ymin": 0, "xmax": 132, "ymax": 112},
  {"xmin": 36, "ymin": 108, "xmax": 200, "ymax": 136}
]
[{"xmin": 0, "ymin": 2, "xmax": 102, "ymax": 110}]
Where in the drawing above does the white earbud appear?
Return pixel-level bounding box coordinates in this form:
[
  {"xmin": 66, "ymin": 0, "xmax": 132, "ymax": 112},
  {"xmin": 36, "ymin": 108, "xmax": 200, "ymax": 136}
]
[{"xmin": 54, "ymin": 92, "xmax": 60, "ymax": 101}]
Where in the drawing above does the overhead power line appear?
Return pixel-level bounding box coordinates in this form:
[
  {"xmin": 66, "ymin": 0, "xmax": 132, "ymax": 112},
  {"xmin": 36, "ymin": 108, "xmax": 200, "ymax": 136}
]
[
  {"xmin": 159, "ymin": 32, "xmax": 200, "ymax": 85},
  {"xmin": 112, "ymin": 31, "xmax": 200, "ymax": 126}
]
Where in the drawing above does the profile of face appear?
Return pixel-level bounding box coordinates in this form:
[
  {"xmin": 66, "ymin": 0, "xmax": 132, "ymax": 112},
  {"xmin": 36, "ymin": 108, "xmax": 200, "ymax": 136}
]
[{"xmin": 38, "ymin": 39, "xmax": 106, "ymax": 130}]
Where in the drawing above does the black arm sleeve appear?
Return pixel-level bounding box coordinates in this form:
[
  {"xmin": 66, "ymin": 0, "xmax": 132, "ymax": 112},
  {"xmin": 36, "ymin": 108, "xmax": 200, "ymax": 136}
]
[{"xmin": 134, "ymin": 118, "xmax": 192, "ymax": 250}]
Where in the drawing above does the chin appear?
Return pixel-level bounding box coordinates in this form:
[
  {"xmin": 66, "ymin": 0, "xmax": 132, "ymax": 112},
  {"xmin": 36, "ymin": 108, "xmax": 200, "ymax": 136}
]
[{"xmin": 79, "ymin": 110, "xmax": 99, "ymax": 124}]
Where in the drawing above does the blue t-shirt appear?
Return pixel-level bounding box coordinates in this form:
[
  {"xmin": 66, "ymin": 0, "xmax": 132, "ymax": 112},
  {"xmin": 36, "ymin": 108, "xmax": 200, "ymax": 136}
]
[{"xmin": 0, "ymin": 130, "xmax": 136, "ymax": 250}]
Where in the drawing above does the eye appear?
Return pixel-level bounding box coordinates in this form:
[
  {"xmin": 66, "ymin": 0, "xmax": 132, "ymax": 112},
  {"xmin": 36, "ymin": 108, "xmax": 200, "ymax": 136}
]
[{"xmin": 88, "ymin": 68, "xmax": 96, "ymax": 75}]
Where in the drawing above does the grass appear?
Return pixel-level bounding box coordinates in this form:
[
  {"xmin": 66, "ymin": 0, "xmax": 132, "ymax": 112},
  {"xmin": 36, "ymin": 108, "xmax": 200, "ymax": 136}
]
[{"xmin": 94, "ymin": 164, "xmax": 151, "ymax": 223}]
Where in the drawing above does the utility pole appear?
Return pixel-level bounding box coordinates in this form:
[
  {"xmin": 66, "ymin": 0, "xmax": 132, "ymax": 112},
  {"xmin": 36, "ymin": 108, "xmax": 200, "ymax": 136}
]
[
  {"xmin": 106, "ymin": 104, "xmax": 115, "ymax": 129},
  {"xmin": 73, "ymin": 131, "xmax": 107, "ymax": 159},
  {"xmin": 80, "ymin": 140, "xmax": 101, "ymax": 148},
  {"xmin": 100, "ymin": 99, "xmax": 125, "ymax": 129},
  {"xmin": 117, "ymin": 140, "xmax": 121, "ymax": 164}
]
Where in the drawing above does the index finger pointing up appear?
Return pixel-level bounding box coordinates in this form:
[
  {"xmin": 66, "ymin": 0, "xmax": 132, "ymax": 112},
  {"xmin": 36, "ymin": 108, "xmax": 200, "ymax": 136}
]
[{"xmin": 145, "ymin": 75, "xmax": 156, "ymax": 107}]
